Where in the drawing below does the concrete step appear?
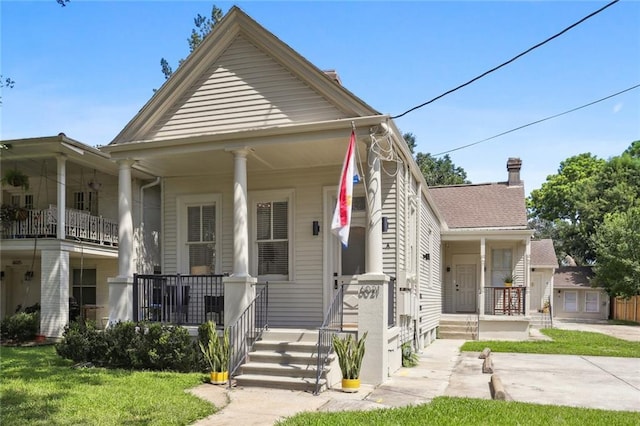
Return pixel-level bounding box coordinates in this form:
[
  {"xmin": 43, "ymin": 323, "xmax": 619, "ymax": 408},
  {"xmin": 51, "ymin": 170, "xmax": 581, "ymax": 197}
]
[
  {"xmin": 252, "ymin": 340, "xmax": 320, "ymax": 354},
  {"xmin": 260, "ymin": 329, "xmax": 319, "ymax": 343},
  {"xmin": 234, "ymin": 373, "xmax": 325, "ymax": 393},
  {"xmin": 248, "ymin": 349, "xmax": 324, "ymax": 365},
  {"xmin": 240, "ymin": 361, "xmax": 325, "ymax": 379},
  {"xmin": 438, "ymin": 331, "xmax": 476, "ymax": 340}
]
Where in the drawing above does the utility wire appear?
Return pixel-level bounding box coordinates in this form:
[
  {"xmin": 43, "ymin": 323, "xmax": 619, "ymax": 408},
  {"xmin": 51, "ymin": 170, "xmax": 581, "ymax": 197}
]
[
  {"xmin": 432, "ymin": 83, "xmax": 640, "ymax": 156},
  {"xmin": 392, "ymin": 0, "xmax": 620, "ymax": 119}
]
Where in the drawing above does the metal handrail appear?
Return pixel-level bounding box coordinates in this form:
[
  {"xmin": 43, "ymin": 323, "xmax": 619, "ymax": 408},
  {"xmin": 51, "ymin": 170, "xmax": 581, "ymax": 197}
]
[
  {"xmin": 227, "ymin": 283, "xmax": 269, "ymax": 388},
  {"xmin": 314, "ymin": 285, "xmax": 346, "ymax": 395}
]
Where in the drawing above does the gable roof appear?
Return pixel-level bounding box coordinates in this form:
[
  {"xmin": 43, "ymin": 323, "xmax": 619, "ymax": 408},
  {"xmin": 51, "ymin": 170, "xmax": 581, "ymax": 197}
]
[
  {"xmin": 554, "ymin": 266, "xmax": 599, "ymax": 289},
  {"xmin": 110, "ymin": 6, "xmax": 379, "ymax": 146},
  {"xmin": 428, "ymin": 182, "xmax": 528, "ymax": 229},
  {"xmin": 531, "ymin": 239, "xmax": 559, "ymax": 268}
]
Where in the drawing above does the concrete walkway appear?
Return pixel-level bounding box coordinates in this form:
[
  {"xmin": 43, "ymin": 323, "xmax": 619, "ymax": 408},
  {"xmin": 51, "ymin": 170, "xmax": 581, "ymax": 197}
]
[{"xmin": 190, "ymin": 322, "xmax": 640, "ymax": 425}]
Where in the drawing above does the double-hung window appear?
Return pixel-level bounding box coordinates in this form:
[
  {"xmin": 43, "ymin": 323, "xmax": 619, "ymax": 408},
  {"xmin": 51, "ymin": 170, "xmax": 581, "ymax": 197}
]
[
  {"xmin": 491, "ymin": 248, "xmax": 512, "ymax": 286},
  {"xmin": 178, "ymin": 194, "xmax": 221, "ymax": 274},
  {"xmin": 253, "ymin": 191, "xmax": 292, "ymax": 281},
  {"xmin": 585, "ymin": 291, "xmax": 599, "ymax": 313}
]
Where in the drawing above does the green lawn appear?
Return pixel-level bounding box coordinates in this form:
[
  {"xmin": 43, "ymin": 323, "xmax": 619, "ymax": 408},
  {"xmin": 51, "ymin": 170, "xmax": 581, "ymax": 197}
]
[
  {"xmin": 0, "ymin": 345, "xmax": 216, "ymax": 425},
  {"xmin": 278, "ymin": 397, "xmax": 640, "ymax": 426},
  {"xmin": 461, "ymin": 328, "xmax": 640, "ymax": 357}
]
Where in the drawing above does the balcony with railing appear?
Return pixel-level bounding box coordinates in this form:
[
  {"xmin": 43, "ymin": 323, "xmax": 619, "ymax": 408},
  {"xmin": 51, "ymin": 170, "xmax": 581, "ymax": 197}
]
[{"xmin": 0, "ymin": 204, "xmax": 118, "ymax": 246}]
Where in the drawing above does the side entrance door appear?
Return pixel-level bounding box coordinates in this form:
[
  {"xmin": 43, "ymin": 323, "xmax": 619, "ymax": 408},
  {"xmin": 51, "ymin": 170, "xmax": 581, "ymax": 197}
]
[{"xmin": 453, "ymin": 255, "xmax": 477, "ymax": 313}]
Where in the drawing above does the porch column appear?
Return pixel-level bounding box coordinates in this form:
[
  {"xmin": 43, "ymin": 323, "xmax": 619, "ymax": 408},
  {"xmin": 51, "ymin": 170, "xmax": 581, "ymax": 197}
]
[
  {"xmin": 524, "ymin": 238, "xmax": 531, "ymax": 316},
  {"xmin": 56, "ymin": 156, "xmax": 66, "ymax": 240},
  {"xmin": 40, "ymin": 249, "xmax": 69, "ymax": 338},
  {"xmin": 224, "ymin": 148, "xmax": 256, "ymax": 327},
  {"xmin": 117, "ymin": 159, "xmax": 135, "ymax": 278},
  {"xmin": 366, "ymin": 141, "xmax": 383, "ymax": 273},
  {"xmin": 480, "ymin": 237, "xmax": 486, "ymax": 316},
  {"xmin": 357, "ymin": 273, "xmax": 389, "ymax": 385},
  {"xmin": 107, "ymin": 159, "xmax": 135, "ymax": 324}
]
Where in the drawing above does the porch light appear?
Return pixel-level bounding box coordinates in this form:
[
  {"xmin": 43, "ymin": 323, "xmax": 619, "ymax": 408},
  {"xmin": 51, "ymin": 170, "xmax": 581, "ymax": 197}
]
[
  {"xmin": 24, "ymin": 271, "xmax": 34, "ymax": 281},
  {"xmin": 312, "ymin": 221, "xmax": 320, "ymax": 236},
  {"xmin": 382, "ymin": 216, "xmax": 389, "ymax": 233},
  {"xmin": 88, "ymin": 169, "xmax": 102, "ymax": 191}
]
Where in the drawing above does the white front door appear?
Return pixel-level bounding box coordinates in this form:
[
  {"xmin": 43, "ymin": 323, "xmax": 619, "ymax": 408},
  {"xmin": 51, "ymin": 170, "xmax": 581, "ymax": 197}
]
[
  {"xmin": 453, "ymin": 255, "xmax": 477, "ymax": 313},
  {"xmin": 530, "ymin": 272, "xmax": 546, "ymax": 311}
]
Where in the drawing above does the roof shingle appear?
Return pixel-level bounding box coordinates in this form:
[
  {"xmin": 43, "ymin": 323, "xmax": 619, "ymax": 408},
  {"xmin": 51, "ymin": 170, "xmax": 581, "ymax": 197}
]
[
  {"xmin": 429, "ymin": 182, "xmax": 528, "ymax": 229},
  {"xmin": 531, "ymin": 239, "xmax": 559, "ymax": 268}
]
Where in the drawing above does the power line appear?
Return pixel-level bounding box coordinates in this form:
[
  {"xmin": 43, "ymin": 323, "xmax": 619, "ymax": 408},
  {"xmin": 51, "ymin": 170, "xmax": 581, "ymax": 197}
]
[
  {"xmin": 392, "ymin": 0, "xmax": 620, "ymax": 119},
  {"xmin": 432, "ymin": 83, "xmax": 640, "ymax": 156}
]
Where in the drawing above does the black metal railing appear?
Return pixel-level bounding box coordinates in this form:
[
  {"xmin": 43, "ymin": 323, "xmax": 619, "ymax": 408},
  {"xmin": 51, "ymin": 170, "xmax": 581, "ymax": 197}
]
[
  {"xmin": 314, "ymin": 285, "xmax": 348, "ymax": 395},
  {"xmin": 484, "ymin": 286, "xmax": 526, "ymax": 316},
  {"xmin": 227, "ymin": 284, "xmax": 269, "ymax": 387},
  {"xmin": 133, "ymin": 274, "xmax": 225, "ymax": 326}
]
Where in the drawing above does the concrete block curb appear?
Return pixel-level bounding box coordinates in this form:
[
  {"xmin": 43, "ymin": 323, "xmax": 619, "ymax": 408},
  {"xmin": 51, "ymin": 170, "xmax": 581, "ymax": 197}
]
[{"xmin": 490, "ymin": 374, "xmax": 506, "ymax": 400}]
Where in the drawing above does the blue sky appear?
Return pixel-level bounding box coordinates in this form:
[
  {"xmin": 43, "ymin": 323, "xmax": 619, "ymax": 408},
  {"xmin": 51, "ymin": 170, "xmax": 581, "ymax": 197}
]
[{"xmin": 1, "ymin": 1, "xmax": 639, "ymax": 196}]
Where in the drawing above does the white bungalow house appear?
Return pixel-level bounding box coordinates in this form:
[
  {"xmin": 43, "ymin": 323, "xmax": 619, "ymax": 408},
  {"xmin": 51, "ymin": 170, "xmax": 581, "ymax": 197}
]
[
  {"xmin": 0, "ymin": 134, "xmax": 148, "ymax": 337},
  {"xmin": 430, "ymin": 158, "xmax": 535, "ymax": 340},
  {"xmin": 99, "ymin": 7, "xmax": 443, "ymax": 389}
]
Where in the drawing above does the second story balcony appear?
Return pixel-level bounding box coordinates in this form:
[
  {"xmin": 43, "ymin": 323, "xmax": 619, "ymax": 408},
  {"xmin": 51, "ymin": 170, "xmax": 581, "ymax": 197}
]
[{"xmin": 1, "ymin": 204, "xmax": 118, "ymax": 246}]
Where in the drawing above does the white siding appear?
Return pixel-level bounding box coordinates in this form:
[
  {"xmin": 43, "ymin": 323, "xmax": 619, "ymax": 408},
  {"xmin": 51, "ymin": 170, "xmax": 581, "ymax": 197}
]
[
  {"xmin": 162, "ymin": 167, "xmax": 340, "ymax": 327},
  {"xmin": 148, "ymin": 36, "xmax": 345, "ymax": 141},
  {"xmin": 418, "ymin": 192, "xmax": 441, "ymax": 343}
]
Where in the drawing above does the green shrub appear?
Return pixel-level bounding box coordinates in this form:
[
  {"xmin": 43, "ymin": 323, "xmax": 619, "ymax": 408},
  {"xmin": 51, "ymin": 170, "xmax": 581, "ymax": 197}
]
[
  {"xmin": 138, "ymin": 323, "xmax": 196, "ymax": 372},
  {"xmin": 0, "ymin": 311, "xmax": 39, "ymax": 343},
  {"xmin": 401, "ymin": 341, "xmax": 420, "ymax": 367},
  {"xmin": 55, "ymin": 321, "xmax": 107, "ymax": 363},
  {"xmin": 56, "ymin": 320, "xmax": 199, "ymax": 372}
]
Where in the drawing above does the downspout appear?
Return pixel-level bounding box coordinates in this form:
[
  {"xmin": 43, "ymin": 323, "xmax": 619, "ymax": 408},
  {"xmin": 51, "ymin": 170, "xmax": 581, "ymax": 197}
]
[{"xmin": 138, "ymin": 177, "xmax": 161, "ymax": 274}]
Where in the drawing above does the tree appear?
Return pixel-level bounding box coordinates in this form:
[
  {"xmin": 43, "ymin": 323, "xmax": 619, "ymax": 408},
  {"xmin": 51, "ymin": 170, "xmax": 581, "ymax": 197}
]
[
  {"xmin": 529, "ymin": 143, "xmax": 640, "ymax": 266},
  {"xmin": 592, "ymin": 207, "xmax": 640, "ymax": 297},
  {"xmin": 160, "ymin": 5, "xmax": 224, "ymax": 80},
  {"xmin": 0, "ymin": 75, "xmax": 15, "ymax": 105},
  {"xmin": 56, "ymin": 0, "xmax": 70, "ymax": 6},
  {"xmin": 402, "ymin": 132, "xmax": 416, "ymax": 154},
  {"xmin": 528, "ymin": 153, "xmax": 606, "ymax": 264},
  {"xmin": 415, "ymin": 152, "xmax": 470, "ymax": 186}
]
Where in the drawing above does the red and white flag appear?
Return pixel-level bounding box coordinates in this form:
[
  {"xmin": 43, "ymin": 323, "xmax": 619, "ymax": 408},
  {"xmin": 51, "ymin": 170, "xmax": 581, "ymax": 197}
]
[{"xmin": 331, "ymin": 130, "xmax": 356, "ymax": 247}]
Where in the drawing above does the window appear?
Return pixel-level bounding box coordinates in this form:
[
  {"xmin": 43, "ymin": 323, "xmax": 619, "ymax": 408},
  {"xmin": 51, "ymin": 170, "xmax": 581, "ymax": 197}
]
[
  {"xmin": 72, "ymin": 268, "xmax": 97, "ymax": 306},
  {"xmin": 564, "ymin": 291, "xmax": 578, "ymax": 312},
  {"xmin": 253, "ymin": 191, "xmax": 292, "ymax": 280},
  {"xmin": 73, "ymin": 191, "xmax": 97, "ymax": 214},
  {"xmin": 186, "ymin": 204, "xmax": 216, "ymax": 274},
  {"xmin": 24, "ymin": 194, "xmax": 34, "ymax": 209},
  {"xmin": 491, "ymin": 248, "xmax": 512, "ymax": 286},
  {"xmin": 585, "ymin": 291, "xmax": 599, "ymax": 313}
]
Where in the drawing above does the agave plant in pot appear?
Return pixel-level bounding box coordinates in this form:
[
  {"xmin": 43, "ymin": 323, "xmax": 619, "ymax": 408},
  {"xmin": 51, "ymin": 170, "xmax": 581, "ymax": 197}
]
[
  {"xmin": 332, "ymin": 331, "xmax": 367, "ymax": 393},
  {"xmin": 198, "ymin": 321, "xmax": 230, "ymax": 385}
]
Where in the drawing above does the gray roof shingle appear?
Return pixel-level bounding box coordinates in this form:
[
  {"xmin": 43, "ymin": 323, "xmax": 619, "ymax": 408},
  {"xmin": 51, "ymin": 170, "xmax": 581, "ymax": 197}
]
[
  {"xmin": 429, "ymin": 182, "xmax": 528, "ymax": 229},
  {"xmin": 554, "ymin": 266, "xmax": 598, "ymax": 289},
  {"xmin": 531, "ymin": 239, "xmax": 559, "ymax": 268}
]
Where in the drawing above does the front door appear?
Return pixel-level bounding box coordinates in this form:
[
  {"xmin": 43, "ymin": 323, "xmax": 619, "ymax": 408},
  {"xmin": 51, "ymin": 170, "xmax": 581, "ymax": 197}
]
[
  {"xmin": 530, "ymin": 272, "xmax": 546, "ymax": 311},
  {"xmin": 453, "ymin": 255, "xmax": 477, "ymax": 312}
]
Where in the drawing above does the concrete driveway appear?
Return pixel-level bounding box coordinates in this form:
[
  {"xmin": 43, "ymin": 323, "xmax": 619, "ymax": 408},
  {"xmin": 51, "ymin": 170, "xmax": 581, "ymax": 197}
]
[
  {"xmin": 553, "ymin": 319, "xmax": 640, "ymax": 342},
  {"xmin": 448, "ymin": 351, "xmax": 640, "ymax": 412}
]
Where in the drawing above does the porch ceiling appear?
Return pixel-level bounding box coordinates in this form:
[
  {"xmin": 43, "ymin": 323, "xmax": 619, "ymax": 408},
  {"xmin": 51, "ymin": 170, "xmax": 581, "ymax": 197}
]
[{"xmin": 127, "ymin": 133, "xmax": 369, "ymax": 178}]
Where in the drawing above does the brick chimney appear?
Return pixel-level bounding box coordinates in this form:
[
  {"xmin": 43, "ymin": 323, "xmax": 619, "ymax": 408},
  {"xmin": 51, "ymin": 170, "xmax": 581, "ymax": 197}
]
[{"xmin": 507, "ymin": 157, "xmax": 522, "ymax": 186}]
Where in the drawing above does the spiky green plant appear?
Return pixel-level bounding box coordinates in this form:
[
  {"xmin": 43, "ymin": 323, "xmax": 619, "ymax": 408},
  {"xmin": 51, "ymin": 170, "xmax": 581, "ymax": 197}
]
[
  {"xmin": 332, "ymin": 332, "xmax": 367, "ymax": 379},
  {"xmin": 198, "ymin": 321, "xmax": 229, "ymax": 372}
]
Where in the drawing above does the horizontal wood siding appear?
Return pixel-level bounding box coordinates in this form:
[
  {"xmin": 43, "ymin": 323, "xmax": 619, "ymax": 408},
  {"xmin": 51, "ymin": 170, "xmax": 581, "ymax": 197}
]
[
  {"xmin": 418, "ymin": 192, "xmax": 441, "ymax": 337},
  {"xmin": 162, "ymin": 167, "xmax": 340, "ymax": 327},
  {"xmin": 149, "ymin": 36, "xmax": 344, "ymax": 141}
]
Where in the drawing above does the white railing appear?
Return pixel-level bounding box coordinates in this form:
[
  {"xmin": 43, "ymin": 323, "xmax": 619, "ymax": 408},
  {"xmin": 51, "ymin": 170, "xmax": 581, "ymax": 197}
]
[{"xmin": 1, "ymin": 205, "xmax": 118, "ymax": 246}]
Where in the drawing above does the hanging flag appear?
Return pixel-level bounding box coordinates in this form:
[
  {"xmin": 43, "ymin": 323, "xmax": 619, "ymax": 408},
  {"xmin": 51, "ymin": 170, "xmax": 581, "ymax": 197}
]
[{"xmin": 331, "ymin": 130, "xmax": 356, "ymax": 247}]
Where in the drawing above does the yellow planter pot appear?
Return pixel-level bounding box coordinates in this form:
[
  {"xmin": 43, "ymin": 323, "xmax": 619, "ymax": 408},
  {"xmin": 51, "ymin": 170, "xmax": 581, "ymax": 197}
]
[
  {"xmin": 210, "ymin": 371, "xmax": 229, "ymax": 385},
  {"xmin": 341, "ymin": 378, "xmax": 361, "ymax": 393}
]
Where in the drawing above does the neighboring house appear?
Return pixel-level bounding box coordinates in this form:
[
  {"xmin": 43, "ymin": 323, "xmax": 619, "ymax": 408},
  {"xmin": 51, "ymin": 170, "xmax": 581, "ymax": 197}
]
[
  {"xmin": 553, "ymin": 266, "xmax": 608, "ymax": 320},
  {"xmin": 430, "ymin": 158, "xmax": 534, "ymax": 339},
  {"xmin": 0, "ymin": 134, "xmax": 150, "ymax": 337},
  {"xmin": 529, "ymin": 239, "xmax": 558, "ymax": 313},
  {"xmin": 99, "ymin": 7, "xmax": 443, "ymax": 385}
]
